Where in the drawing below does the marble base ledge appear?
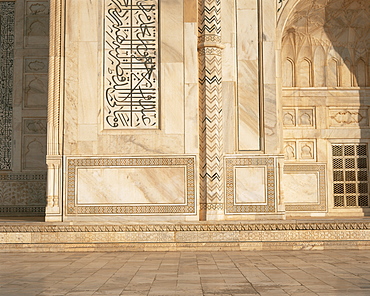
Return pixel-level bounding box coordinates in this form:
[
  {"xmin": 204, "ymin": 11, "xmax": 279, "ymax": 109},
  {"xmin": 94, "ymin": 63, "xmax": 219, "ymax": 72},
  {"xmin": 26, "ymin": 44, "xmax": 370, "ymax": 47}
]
[{"xmin": 0, "ymin": 220, "xmax": 369, "ymax": 252}]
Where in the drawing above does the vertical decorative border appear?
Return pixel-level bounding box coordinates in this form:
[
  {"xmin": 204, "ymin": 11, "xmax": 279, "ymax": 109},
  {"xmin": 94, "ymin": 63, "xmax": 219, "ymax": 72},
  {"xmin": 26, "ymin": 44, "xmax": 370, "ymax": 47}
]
[
  {"xmin": 198, "ymin": 0, "xmax": 224, "ymax": 218},
  {"xmin": 0, "ymin": 2, "xmax": 15, "ymax": 170},
  {"xmin": 66, "ymin": 157, "xmax": 196, "ymax": 215},
  {"xmin": 283, "ymin": 164, "xmax": 327, "ymax": 212},
  {"xmin": 225, "ymin": 157, "xmax": 276, "ymax": 214}
]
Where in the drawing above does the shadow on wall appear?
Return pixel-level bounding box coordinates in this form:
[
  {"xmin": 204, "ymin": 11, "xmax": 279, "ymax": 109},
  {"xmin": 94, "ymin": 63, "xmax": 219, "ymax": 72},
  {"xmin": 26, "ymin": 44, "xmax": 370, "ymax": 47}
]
[
  {"xmin": 281, "ymin": 0, "xmax": 370, "ymax": 214},
  {"xmin": 324, "ymin": 0, "xmax": 370, "ymax": 213}
]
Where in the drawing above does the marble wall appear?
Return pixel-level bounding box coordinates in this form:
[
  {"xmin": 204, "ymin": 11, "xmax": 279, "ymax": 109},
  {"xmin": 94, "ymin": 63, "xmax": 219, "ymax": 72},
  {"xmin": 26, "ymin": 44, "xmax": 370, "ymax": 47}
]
[
  {"xmin": 13, "ymin": 0, "xmax": 366, "ymax": 220},
  {"xmin": 39, "ymin": 0, "xmax": 369, "ymax": 221}
]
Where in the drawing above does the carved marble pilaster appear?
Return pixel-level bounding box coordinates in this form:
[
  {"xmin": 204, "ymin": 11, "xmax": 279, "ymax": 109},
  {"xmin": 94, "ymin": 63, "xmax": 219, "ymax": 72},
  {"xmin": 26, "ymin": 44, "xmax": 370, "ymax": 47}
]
[
  {"xmin": 46, "ymin": 0, "xmax": 64, "ymax": 221},
  {"xmin": 198, "ymin": 0, "xmax": 224, "ymax": 220}
]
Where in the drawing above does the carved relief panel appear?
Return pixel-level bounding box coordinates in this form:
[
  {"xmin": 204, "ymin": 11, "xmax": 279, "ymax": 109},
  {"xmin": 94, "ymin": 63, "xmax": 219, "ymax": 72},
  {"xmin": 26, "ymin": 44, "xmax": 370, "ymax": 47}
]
[
  {"xmin": 24, "ymin": 57, "xmax": 48, "ymax": 108},
  {"xmin": 283, "ymin": 107, "xmax": 315, "ymax": 128},
  {"xmin": 24, "ymin": 1, "xmax": 50, "ymax": 48}
]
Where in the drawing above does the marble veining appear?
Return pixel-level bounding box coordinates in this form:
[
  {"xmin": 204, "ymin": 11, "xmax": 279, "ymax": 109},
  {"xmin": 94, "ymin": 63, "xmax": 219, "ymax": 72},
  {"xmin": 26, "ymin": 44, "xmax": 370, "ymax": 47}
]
[{"xmin": 77, "ymin": 167, "xmax": 186, "ymax": 205}]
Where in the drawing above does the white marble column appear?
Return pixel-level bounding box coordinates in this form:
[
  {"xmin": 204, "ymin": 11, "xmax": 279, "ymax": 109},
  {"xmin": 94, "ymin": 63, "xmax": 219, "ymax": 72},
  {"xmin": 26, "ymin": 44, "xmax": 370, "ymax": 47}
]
[{"xmin": 45, "ymin": 0, "xmax": 64, "ymax": 221}]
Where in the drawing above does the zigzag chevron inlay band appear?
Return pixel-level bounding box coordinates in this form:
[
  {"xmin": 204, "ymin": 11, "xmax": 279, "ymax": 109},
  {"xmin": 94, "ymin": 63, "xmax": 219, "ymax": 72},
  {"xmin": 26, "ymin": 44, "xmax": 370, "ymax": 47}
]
[{"xmin": 198, "ymin": 0, "xmax": 224, "ymax": 219}]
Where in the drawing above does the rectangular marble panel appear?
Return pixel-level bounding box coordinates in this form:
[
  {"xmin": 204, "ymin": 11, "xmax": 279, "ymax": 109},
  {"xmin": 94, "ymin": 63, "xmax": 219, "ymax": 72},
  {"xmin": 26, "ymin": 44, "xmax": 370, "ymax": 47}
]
[
  {"xmin": 24, "ymin": 12, "xmax": 49, "ymax": 48},
  {"xmin": 328, "ymin": 107, "xmax": 369, "ymax": 127},
  {"xmin": 77, "ymin": 167, "xmax": 186, "ymax": 205},
  {"xmin": 236, "ymin": 1, "xmax": 261, "ymax": 151},
  {"xmin": 66, "ymin": 157, "xmax": 196, "ymax": 215},
  {"xmin": 283, "ymin": 164, "xmax": 327, "ymax": 212},
  {"xmin": 22, "ymin": 135, "xmax": 47, "ymax": 170},
  {"xmin": 235, "ymin": 167, "xmax": 266, "ymax": 204},
  {"xmin": 283, "ymin": 173, "xmax": 319, "ymax": 204},
  {"xmin": 24, "ymin": 74, "xmax": 48, "ymax": 108}
]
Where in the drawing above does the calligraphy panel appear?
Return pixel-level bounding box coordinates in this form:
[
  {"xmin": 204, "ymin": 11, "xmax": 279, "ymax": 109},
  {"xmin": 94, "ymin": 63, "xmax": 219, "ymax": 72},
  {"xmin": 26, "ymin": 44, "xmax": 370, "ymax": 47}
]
[
  {"xmin": 104, "ymin": 0, "xmax": 159, "ymax": 129},
  {"xmin": 0, "ymin": 2, "xmax": 15, "ymax": 170}
]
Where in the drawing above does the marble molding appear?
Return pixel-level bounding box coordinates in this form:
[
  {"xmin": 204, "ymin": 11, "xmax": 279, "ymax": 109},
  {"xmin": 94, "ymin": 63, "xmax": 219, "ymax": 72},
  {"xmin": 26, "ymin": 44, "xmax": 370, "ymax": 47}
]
[{"xmin": 0, "ymin": 221, "xmax": 370, "ymax": 252}]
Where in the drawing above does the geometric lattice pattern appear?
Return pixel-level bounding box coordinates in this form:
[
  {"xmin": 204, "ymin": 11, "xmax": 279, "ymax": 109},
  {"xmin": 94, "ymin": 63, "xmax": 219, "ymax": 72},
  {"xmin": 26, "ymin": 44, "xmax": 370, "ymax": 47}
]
[
  {"xmin": 332, "ymin": 144, "xmax": 369, "ymax": 208},
  {"xmin": 0, "ymin": 2, "xmax": 14, "ymax": 170},
  {"xmin": 66, "ymin": 157, "xmax": 196, "ymax": 215}
]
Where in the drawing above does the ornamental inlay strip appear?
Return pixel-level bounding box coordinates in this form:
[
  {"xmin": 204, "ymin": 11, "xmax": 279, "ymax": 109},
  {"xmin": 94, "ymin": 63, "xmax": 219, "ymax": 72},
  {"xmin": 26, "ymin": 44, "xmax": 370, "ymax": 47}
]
[{"xmin": 0, "ymin": 2, "xmax": 15, "ymax": 170}]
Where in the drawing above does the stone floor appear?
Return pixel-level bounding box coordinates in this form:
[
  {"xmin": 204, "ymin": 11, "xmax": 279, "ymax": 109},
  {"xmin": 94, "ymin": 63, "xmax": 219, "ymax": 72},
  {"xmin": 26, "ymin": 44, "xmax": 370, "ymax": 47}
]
[{"xmin": 0, "ymin": 251, "xmax": 370, "ymax": 296}]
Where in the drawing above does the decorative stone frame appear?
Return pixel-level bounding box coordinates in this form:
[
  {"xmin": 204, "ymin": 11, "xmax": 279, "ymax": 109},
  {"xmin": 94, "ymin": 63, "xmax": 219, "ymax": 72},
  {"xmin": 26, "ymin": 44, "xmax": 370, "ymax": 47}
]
[
  {"xmin": 65, "ymin": 156, "xmax": 196, "ymax": 216},
  {"xmin": 225, "ymin": 156, "xmax": 278, "ymax": 214},
  {"xmin": 283, "ymin": 164, "xmax": 327, "ymax": 212}
]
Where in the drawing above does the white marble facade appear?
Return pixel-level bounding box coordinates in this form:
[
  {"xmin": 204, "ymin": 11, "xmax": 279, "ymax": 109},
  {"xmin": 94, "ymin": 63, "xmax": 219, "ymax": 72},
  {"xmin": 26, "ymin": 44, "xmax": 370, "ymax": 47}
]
[{"xmin": 1, "ymin": 0, "xmax": 370, "ymax": 220}]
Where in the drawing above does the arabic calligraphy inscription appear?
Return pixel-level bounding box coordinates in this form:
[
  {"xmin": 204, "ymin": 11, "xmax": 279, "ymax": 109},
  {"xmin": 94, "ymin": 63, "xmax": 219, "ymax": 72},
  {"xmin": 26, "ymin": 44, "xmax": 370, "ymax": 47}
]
[{"xmin": 104, "ymin": 0, "xmax": 158, "ymax": 129}]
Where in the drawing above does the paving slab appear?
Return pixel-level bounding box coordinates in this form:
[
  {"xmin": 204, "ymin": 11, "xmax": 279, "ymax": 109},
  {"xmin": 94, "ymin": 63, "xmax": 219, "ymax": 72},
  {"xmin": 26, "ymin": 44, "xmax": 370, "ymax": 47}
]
[{"xmin": 0, "ymin": 250, "xmax": 370, "ymax": 295}]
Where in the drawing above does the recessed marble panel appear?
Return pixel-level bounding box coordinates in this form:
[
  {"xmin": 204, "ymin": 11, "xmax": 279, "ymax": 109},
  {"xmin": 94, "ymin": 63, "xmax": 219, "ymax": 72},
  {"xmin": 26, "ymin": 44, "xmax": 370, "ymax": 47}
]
[
  {"xmin": 283, "ymin": 164, "xmax": 327, "ymax": 212},
  {"xmin": 328, "ymin": 108, "xmax": 369, "ymax": 127},
  {"xmin": 24, "ymin": 58, "xmax": 48, "ymax": 73},
  {"xmin": 22, "ymin": 135, "xmax": 47, "ymax": 170},
  {"xmin": 236, "ymin": 3, "xmax": 261, "ymax": 151},
  {"xmin": 24, "ymin": 74, "xmax": 48, "ymax": 108},
  {"xmin": 66, "ymin": 157, "xmax": 196, "ymax": 215},
  {"xmin": 24, "ymin": 15, "xmax": 49, "ymax": 48},
  {"xmin": 77, "ymin": 167, "xmax": 186, "ymax": 205},
  {"xmin": 26, "ymin": 2, "xmax": 49, "ymax": 15},
  {"xmin": 235, "ymin": 167, "xmax": 266, "ymax": 204},
  {"xmin": 23, "ymin": 118, "xmax": 47, "ymax": 134},
  {"xmin": 283, "ymin": 173, "xmax": 319, "ymax": 204}
]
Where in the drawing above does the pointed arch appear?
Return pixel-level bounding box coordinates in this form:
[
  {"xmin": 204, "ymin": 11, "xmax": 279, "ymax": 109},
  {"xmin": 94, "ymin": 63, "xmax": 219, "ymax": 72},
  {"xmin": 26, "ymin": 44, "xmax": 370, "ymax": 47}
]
[
  {"xmin": 342, "ymin": 59, "xmax": 353, "ymax": 87},
  {"xmin": 314, "ymin": 45, "xmax": 326, "ymax": 87},
  {"xmin": 327, "ymin": 58, "xmax": 339, "ymax": 87},
  {"xmin": 283, "ymin": 58, "xmax": 295, "ymax": 87}
]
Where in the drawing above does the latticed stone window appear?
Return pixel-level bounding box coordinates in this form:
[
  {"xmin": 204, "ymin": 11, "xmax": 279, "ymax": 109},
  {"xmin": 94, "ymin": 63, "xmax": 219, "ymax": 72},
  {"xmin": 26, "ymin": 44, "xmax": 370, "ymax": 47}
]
[{"xmin": 332, "ymin": 144, "xmax": 369, "ymax": 207}]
